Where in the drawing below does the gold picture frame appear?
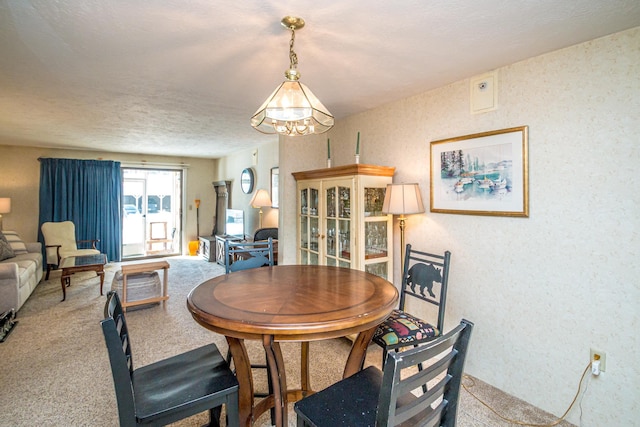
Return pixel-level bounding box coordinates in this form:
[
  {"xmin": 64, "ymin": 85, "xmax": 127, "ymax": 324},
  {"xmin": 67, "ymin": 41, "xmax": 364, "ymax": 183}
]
[{"xmin": 430, "ymin": 126, "xmax": 529, "ymax": 217}]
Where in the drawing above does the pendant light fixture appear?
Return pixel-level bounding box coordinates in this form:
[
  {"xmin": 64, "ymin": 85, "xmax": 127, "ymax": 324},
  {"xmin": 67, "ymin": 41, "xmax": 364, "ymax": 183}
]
[{"xmin": 251, "ymin": 16, "xmax": 334, "ymax": 136}]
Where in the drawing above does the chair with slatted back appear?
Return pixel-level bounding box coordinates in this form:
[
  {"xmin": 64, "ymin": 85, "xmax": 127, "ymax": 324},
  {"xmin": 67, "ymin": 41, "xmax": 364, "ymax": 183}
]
[
  {"xmin": 372, "ymin": 244, "xmax": 451, "ymax": 365},
  {"xmin": 295, "ymin": 319, "xmax": 473, "ymax": 427},
  {"xmin": 101, "ymin": 291, "xmax": 239, "ymax": 426},
  {"xmin": 224, "ymin": 237, "xmax": 274, "ymax": 274}
]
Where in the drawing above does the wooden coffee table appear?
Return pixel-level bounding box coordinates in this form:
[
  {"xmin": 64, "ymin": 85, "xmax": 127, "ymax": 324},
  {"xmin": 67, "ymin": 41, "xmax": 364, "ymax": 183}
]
[{"xmin": 59, "ymin": 254, "xmax": 107, "ymax": 301}]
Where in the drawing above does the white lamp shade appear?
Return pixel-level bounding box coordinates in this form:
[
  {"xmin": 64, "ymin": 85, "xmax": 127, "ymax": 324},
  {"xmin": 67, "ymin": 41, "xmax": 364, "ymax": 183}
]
[
  {"xmin": 251, "ymin": 81, "xmax": 334, "ymax": 136},
  {"xmin": 250, "ymin": 189, "xmax": 272, "ymax": 208},
  {"xmin": 382, "ymin": 184, "xmax": 425, "ymax": 215},
  {"xmin": 0, "ymin": 198, "xmax": 11, "ymax": 214}
]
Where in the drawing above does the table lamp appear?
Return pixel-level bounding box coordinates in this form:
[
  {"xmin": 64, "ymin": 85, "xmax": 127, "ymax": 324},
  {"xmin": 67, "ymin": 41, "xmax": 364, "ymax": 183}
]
[
  {"xmin": 0, "ymin": 198, "xmax": 11, "ymax": 230},
  {"xmin": 381, "ymin": 184, "xmax": 425, "ymax": 275},
  {"xmin": 250, "ymin": 189, "xmax": 272, "ymax": 229}
]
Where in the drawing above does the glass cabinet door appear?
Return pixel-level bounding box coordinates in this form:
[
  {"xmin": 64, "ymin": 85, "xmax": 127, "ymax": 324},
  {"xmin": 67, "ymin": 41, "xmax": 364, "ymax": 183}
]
[
  {"xmin": 364, "ymin": 187, "xmax": 386, "ymax": 217},
  {"xmin": 362, "ymin": 184, "xmax": 392, "ymax": 280},
  {"xmin": 322, "ymin": 183, "xmax": 352, "ymax": 268},
  {"xmin": 337, "ymin": 186, "xmax": 351, "ymax": 267},
  {"xmin": 364, "ymin": 220, "xmax": 389, "ymax": 279},
  {"xmin": 299, "ymin": 185, "xmax": 320, "ymax": 265},
  {"xmin": 365, "ymin": 221, "xmax": 388, "ymax": 259},
  {"xmin": 324, "ymin": 187, "xmax": 337, "ymax": 265}
]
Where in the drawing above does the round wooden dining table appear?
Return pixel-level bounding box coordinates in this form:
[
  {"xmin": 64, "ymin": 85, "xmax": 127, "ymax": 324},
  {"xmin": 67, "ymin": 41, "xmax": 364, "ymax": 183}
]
[{"xmin": 187, "ymin": 264, "xmax": 398, "ymax": 427}]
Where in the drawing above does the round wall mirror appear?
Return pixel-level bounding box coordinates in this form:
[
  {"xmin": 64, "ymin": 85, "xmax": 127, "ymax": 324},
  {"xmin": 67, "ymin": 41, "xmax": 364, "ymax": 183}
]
[{"xmin": 241, "ymin": 168, "xmax": 255, "ymax": 194}]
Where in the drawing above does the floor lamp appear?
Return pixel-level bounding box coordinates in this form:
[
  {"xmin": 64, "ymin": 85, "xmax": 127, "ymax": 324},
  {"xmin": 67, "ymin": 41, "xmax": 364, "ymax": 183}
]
[
  {"xmin": 251, "ymin": 189, "xmax": 272, "ymax": 229},
  {"xmin": 0, "ymin": 198, "xmax": 11, "ymax": 231},
  {"xmin": 382, "ymin": 183, "xmax": 425, "ymax": 276}
]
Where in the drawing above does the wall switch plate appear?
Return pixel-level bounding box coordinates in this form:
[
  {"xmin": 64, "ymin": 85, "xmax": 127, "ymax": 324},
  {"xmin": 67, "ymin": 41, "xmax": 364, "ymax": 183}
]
[{"xmin": 590, "ymin": 348, "xmax": 606, "ymax": 372}]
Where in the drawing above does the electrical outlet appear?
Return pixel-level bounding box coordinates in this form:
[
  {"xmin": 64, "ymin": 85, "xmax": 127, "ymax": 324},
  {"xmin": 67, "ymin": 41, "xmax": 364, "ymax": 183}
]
[{"xmin": 590, "ymin": 348, "xmax": 606, "ymax": 372}]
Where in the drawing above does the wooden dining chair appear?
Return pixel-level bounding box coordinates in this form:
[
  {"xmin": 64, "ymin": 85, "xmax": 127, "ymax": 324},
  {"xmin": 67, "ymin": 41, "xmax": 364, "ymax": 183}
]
[
  {"xmin": 101, "ymin": 291, "xmax": 239, "ymax": 426},
  {"xmin": 372, "ymin": 244, "xmax": 451, "ymax": 365},
  {"xmin": 294, "ymin": 319, "xmax": 474, "ymax": 426},
  {"xmin": 224, "ymin": 237, "xmax": 274, "ymax": 274}
]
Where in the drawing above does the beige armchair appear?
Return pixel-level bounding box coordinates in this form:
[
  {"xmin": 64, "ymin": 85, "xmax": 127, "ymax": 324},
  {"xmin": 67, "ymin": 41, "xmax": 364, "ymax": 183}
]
[{"xmin": 41, "ymin": 221, "xmax": 100, "ymax": 280}]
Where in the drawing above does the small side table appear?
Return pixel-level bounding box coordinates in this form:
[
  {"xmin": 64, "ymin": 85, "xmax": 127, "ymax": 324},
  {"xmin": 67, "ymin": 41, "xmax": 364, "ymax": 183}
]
[
  {"xmin": 215, "ymin": 235, "xmax": 244, "ymax": 266},
  {"xmin": 198, "ymin": 236, "xmax": 216, "ymax": 262},
  {"xmin": 60, "ymin": 253, "xmax": 108, "ymax": 301},
  {"xmin": 113, "ymin": 261, "xmax": 170, "ymax": 312}
]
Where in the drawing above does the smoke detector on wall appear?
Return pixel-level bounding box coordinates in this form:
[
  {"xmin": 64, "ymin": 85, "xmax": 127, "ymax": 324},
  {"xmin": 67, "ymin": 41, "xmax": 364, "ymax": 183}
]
[{"xmin": 470, "ymin": 71, "xmax": 498, "ymax": 114}]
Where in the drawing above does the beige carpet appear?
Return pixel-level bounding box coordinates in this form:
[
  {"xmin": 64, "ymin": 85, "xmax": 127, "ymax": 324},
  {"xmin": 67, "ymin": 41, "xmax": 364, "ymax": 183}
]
[{"xmin": 0, "ymin": 256, "xmax": 574, "ymax": 426}]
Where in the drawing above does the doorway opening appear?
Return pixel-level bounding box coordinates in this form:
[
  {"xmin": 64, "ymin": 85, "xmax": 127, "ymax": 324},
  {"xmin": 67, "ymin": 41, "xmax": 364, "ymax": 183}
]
[{"xmin": 121, "ymin": 168, "xmax": 182, "ymax": 259}]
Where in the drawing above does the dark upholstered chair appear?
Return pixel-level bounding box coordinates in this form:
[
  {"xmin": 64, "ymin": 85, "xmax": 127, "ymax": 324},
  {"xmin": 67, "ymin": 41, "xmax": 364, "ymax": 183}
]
[
  {"xmin": 253, "ymin": 227, "xmax": 278, "ymax": 241},
  {"xmin": 224, "ymin": 237, "xmax": 274, "ymax": 274},
  {"xmin": 372, "ymin": 244, "xmax": 451, "ymax": 364},
  {"xmin": 101, "ymin": 291, "xmax": 239, "ymax": 426},
  {"xmin": 294, "ymin": 319, "xmax": 474, "ymax": 427}
]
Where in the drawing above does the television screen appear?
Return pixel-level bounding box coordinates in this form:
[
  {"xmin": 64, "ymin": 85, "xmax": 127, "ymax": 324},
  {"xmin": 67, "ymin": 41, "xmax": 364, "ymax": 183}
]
[{"xmin": 225, "ymin": 209, "xmax": 244, "ymax": 237}]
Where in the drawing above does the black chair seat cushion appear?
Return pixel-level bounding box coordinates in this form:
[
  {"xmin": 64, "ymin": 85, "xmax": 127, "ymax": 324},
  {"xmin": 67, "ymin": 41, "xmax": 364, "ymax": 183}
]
[
  {"xmin": 294, "ymin": 366, "xmax": 382, "ymax": 426},
  {"xmin": 372, "ymin": 309, "xmax": 439, "ymax": 348},
  {"xmin": 133, "ymin": 343, "xmax": 239, "ymax": 424},
  {"xmin": 295, "ymin": 366, "xmax": 422, "ymax": 427}
]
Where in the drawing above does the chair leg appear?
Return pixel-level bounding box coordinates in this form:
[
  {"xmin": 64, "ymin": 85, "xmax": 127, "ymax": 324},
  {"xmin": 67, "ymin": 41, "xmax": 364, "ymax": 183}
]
[
  {"xmin": 45, "ymin": 264, "xmax": 52, "ymax": 280},
  {"xmin": 225, "ymin": 393, "xmax": 240, "ymax": 427},
  {"xmin": 227, "ymin": 344, "xmax": 274, "ymax": 424},
  {"xmin": 225, "ymin": 347, "xmax": 232, "ymax": 365},
  {"xmin": 297, "ymin": 416, "xmax": 314, "ymax": 427},
  {"xmin": 381, "ymin": 347, "xmax": 388, "ymax": 368},
  {"xmin": 206, "ymin": 406, "xmax": 222, "ymax": 427}
]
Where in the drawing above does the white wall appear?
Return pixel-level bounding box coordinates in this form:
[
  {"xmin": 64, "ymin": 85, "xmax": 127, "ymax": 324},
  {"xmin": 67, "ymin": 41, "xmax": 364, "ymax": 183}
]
[
  {"xmin": 216, "ymin": 140, "xmax": 279, "ymax": 236},
  {"xmin": 279, "ymin": 27, "xmax": 640, "ymax": 426}
]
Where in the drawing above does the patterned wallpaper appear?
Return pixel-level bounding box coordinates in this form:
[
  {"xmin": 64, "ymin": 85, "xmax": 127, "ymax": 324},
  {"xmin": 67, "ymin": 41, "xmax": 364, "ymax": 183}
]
[{"xmin": 279, "ymin": 27, "xmax": 640, "ymax": 426}]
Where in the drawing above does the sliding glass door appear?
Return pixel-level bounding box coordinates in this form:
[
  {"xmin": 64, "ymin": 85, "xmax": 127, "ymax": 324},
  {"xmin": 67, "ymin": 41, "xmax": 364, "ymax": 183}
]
[{"xmin": 122, "ymin": 168, "xmax": 182, "ymax": 259}]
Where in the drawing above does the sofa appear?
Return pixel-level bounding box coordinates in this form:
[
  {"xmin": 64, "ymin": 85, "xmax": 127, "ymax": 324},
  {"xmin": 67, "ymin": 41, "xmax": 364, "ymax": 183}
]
[{"xmin": 0, "ymin": 230, "xmax": 44, "ymax": 314}]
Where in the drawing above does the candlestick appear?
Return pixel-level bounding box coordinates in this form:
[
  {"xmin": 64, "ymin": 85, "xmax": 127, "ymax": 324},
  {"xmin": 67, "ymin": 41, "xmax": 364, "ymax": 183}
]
[{"xmin": 356, "ymin": 132, "xmax": 360, "ymax": 155}]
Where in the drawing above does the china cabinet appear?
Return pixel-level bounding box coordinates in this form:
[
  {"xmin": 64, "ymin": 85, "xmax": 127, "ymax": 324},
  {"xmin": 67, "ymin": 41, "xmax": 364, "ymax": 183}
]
[{"xmin": 293, "ymin": 164, "xmax": 395, "ymax": 280}]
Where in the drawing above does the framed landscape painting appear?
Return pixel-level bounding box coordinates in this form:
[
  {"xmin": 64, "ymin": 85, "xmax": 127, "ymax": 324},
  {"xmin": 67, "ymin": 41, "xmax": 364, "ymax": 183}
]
[{"xmin": 430, "ymin": 126, "xmax": 529, "ymax": 217}]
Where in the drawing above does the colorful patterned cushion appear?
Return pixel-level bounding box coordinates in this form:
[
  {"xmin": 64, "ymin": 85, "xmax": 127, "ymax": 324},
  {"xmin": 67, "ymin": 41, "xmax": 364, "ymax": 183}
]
[{"xmin": 373, "ymin": 309, "xmax": 440, "ymax": 347}]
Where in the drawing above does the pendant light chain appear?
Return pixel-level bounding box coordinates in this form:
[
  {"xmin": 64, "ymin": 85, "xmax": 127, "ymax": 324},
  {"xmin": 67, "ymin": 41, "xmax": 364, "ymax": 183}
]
[
  {"xmin": 250, "ymin": 15, "xmax": 334, "ymax": 135},
  {"xmin": 289, "ymin": 28, "xmax": 298, "ymax": 71}
]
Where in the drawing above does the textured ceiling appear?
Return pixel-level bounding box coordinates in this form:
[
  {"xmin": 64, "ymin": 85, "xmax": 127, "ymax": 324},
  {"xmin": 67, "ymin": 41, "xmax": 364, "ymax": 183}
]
[{"xmin": 1, "ymin": 1, "xmax": 638, "ymax": 159}]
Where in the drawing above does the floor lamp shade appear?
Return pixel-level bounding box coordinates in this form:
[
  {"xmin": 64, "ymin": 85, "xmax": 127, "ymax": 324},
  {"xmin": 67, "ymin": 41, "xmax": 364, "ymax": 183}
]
[
  {"xmin": 382, "ymin": 184, "xmax": 425, "ymax": 277},
  {"xmin": 381, "ymin": 184, "xmax": 425, "ymax": 215},
  {"xmin": 0, "ymin": 197, "xmax": 11, "ymax": 230},
  {"xmin": 250, "ymin": 189, "xmax": 272, "ymax": 209},
  {"xmin": 251, "ymin": 189, "xmax": 272, "ymax": 229}
]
